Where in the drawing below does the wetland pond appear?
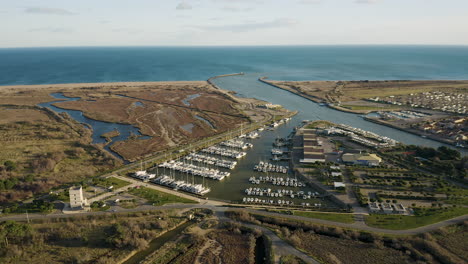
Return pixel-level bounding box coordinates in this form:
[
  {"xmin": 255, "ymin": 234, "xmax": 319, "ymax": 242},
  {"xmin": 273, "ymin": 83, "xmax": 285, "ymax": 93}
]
[{"xmin": 38, "ymin": 93, "xmax": 150, "ymax": 162}]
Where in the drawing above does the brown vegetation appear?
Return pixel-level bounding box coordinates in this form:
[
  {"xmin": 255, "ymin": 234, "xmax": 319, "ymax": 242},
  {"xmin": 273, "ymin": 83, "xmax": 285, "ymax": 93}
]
[
  {"xmin": 53, "ymin": 83, "xmax": 250, "ymax": 160},
  {"xmin": 0, "ymin": 81, "xmax": 260, "ymax": 161},
  {"xmin": 0, "ymin": 107, "xmax": 120, "ymax": 204},
  {"xmin": 0, "ymin": 210, "xmax": 184, "ymax": 264}
]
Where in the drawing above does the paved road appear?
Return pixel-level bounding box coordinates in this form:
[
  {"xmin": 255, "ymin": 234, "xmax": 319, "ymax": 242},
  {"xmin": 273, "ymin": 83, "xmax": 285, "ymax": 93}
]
[{"xmin": 3, "ymin": 201, "xmax": 467, "ymax": 236}]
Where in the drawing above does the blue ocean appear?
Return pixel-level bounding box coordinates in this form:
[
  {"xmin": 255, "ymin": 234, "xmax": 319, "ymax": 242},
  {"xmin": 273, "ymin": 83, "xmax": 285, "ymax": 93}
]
[{"xmin": 1, "ymin": 45, "xmax": 468, "ymax": 85}]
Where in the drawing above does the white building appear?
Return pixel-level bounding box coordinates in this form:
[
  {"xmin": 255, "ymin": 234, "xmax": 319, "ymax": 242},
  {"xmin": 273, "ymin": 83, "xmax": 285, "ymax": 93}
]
[
  {"xmin": 381, "ymin": 203, "xmax": 394, "ymax": 214},
  {"xmin": 393, "ymin": 203, "xmax": 407, "ymax": 214},
  {"xmin": 331, "ymin": 172, "xmax": 342, "ymax": 177},
  {"xmin": 69, "ymin": 186, "xmax": 87, "ymax": 209},
  {"xmin": 368, "ymin": 202, "xmax": 381, "ymax": 213}
]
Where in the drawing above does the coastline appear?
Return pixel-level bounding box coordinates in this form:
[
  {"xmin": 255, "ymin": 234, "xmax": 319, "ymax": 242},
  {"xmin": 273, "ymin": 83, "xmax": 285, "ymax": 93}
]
[
  {"xmin": 0, "ymin": 81, "xmax": 209, "ymax": 92},
  {"xmin": 259, "ymin": 77, "xmax": 373, "ymax": 114}
]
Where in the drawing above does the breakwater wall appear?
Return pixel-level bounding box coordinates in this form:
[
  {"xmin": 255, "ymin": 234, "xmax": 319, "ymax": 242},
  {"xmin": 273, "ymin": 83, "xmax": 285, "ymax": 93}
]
[
  {"xmin": 258, "ymin": 77, "xmax": 322, "ymax": 104},
  {"xmin": 208, "ymin": 72, "xmax": 244, "ymax": 89}
]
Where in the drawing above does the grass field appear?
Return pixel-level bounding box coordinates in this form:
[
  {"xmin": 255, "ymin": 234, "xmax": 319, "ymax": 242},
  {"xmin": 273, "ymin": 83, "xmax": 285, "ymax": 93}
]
[
  {"xmin": 128, "ymin": 187, "xmax": 196, "ymax": 205},
  {"xmin": 292, "ymin": 211, "xmax": 355, "ymax": 224},
  {"xmin": 270, "ymin": 80, "xmax": 468, "ymax": 112},
  {"xmin": 269, "ymin": 209, "xmax": 355, "ymax": 224},
  {"xmin": 365, "ymin": 207, "xmax": 468, "ymax": 230},
  {"xmin": 92, "ymin": 177, "xmax": 131, "ymax": 189}
]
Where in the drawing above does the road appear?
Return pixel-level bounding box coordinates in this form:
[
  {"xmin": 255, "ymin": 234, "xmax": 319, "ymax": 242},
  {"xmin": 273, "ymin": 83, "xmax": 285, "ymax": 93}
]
[
  {"xmin": 3, "ymin": 201, "xmax": 467, "ymax": 236},
  {"xmin": 241, "ymin": 209, "xmax": 468, "ymax": 235},
  {"xmin": 2, "ymin": 201, "xmax": 467, "ymax": 263}
]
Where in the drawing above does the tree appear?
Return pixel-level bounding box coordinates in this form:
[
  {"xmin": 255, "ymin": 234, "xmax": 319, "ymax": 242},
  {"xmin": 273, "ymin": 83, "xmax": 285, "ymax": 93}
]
[
  {"xmin": 3, "ymin": 161, "xmax": 16, "ymax": 171},
  {"xmin": 0, "ymin": 221, "xmax": 32, "ymax": 245}
]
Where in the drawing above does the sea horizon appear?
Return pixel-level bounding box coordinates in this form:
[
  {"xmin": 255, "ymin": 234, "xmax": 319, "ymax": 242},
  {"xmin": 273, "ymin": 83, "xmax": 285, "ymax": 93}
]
[
  {"xmin": 1, "ymin": 45, "xmax": 468, "ymax": 85},
  {"xmin": 1, "ymin": 44, "xmax": 468, "ymax": 49}
]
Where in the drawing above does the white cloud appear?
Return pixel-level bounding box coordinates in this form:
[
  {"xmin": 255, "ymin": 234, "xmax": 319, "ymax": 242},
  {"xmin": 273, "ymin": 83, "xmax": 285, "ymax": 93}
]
[
  {"xmin": 222, "ymin": 6, "xmax": 254, "ymax": 12},
  {"xmin": 298, "ymin": 0, "xmax": 322, "ymax": 4},
  {"xmin": 195, "ymin": 18, "xmax": 298, "ymax": 32},
  {"xmin": 25, "ymin": 7, "xmax": 76, "ymax": 15},
  {"xmin": 28, "ymin": 27, "xmax": 74, "ymax": 33},
  {"xmin": 112, "ymin": 28, "xmax": 142, "ymax": 35},
  {"xmin": 355, "ymin": 0, "xmax": 380, "ymax": 4},
  {"xmin": 176, "ymin": 2, "xmax": 193, "ymax": 10}
]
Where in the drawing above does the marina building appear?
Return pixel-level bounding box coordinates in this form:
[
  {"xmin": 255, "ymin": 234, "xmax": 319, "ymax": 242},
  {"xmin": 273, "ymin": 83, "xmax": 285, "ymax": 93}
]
[{"xmin": 299, "ymin": 128, "xmax": 326, "ymax": 163}]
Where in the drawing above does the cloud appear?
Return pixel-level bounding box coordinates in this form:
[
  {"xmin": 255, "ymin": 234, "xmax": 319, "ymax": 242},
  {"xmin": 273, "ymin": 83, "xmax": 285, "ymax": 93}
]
[
  {"xmin": 221, "ymin": 6, "xmax": 254, "ymax": 12},
  {"xmin": 355, "ymin": 0, "xmax": 380, "ymax": 4},
  {"xmin": 112, "ymin": 28, "xmax": 142, "ymax": 34},
  {"xmin": 28, "ymin": 27, "xmax": 74, "ymax": 33},
  {"xmin": 298, "ymin": 0, "xmax": 322, "ymax": 4},
  {"xmin": 25, "ymin": 7, "xmax": 76, "ymax": 15},
  {"xmin": 212, "ymin": 0, "xmax": 264, "ymax": 3},
  {"xmin": 195, "ymin": 18, "xmax": 298, "ymax": 32},
  {"xmin": 176, "ymin": 2, "xmax": 193, "ymax": 10}
]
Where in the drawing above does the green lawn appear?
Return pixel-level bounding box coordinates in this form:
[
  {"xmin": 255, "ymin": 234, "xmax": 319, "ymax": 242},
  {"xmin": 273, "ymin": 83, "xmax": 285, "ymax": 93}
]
[
  {"xmin": 292, "ymin": 211, "xmax": 355, "ymax": 224},
  {"xmin": 305, "ymin": 120, "xmax": 334, "ymax": 129},
  {"xmin": 280, "ymin": 255, "xmax": 307, "ymax": 264},
  {"xmin": 92, "ymin": 177, "xmax": 131, "ymax": 189},
  {"xmin": 128, "ymin": 187, "xmax": 196, "ymax": 206},
  {"xmin": 365, "ymin": 207, "xmax": 468, "ymax": 230}
]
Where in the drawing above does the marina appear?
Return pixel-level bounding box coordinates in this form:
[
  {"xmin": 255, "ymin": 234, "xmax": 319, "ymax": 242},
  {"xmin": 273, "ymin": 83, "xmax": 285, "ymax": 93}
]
[
  {"xmin": 219, "ymin": 139, "xmax": 253, "ymax": 149},
  {"xmin": 200, "ymin": 146, "xmax": 247, "ymax": 159},
  {"xmin": 253, "ymin": 161, "xmax": 289, "ymax": 174},
  {"xmin": 248, "ymin": 176, "xmax": 305, "ymax": 187},
  {"xmin": 151, "ymin": 175, "xmax": 211, "ymax": 195},
  {"xmin": 244, "ymin": 187, "xmax": 319, "ymax": 199},
  {"xmin": 184, "ymin": 153, "xmax": 237, "ymax": 169},
  {"xmin": 241, "ymin": 197, "xmax": 322, "ymax": 208},
  {"xmin": 158, "ymin": 161, "xmax": 230, "ymax": 181},
  {"xmin": 124, "ymin": 75, "xmax": 465, "ymax": 206}
]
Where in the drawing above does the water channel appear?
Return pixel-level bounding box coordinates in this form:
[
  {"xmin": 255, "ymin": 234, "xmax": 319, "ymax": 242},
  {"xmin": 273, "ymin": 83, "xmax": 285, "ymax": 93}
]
[{"xmin": 123, "ymin": 221, "xmax": 194, "ymax": 264}]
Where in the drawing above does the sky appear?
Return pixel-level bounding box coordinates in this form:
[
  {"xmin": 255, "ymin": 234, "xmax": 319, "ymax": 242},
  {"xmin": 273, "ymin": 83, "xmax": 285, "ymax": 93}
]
[{"xmin": 0, "ymin": 0, "xmax": 467, "ymax": 47}]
